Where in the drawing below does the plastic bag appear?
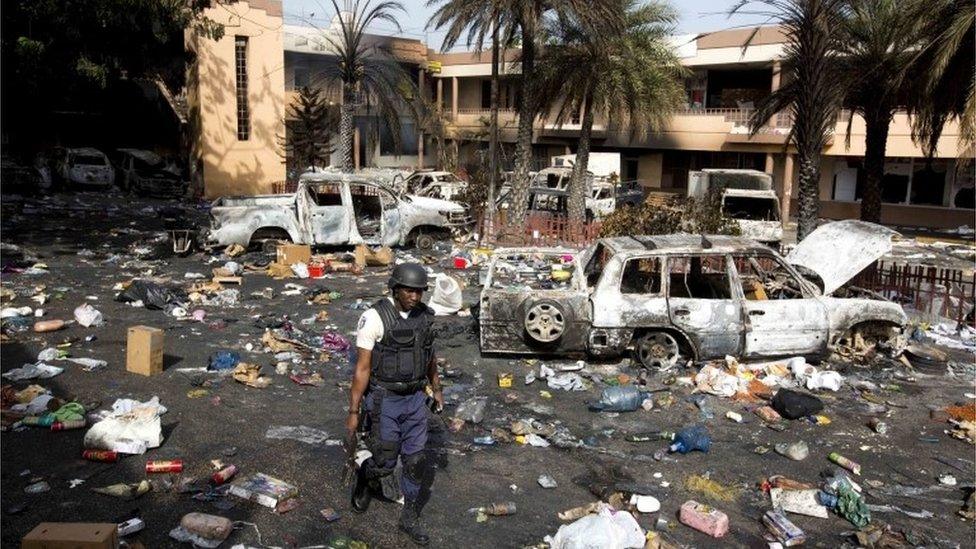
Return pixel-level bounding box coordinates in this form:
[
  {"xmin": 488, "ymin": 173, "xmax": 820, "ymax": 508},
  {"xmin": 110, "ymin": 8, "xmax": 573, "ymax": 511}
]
[
  {"xmin": 806, "ymin": 371, "xmax": 843, "ymax": 391},
  {"xmin": 322, "ymin": 331, "xmax": 351, "ymax": 351},
  {"xmin": 771, "ymin": 389, "xmax": 824, "ymax": 419},
  {"xmin": 429, "ymin": 274, "xmax": 463, "ymax": 315},
  {"xmin": 546, "ymin": 503, "xmax": 645, "ymax": 549},
  {"xmin": 455, "ymin": 396, "xmax": 488, "ymax": 424},
  {"xmin": 2, "ymin": 363, "xmax": 63, "ymax": 381},
  {"xmin": 694, "ymin": 364, "xmax": 740, "ymax": 397},
  {"xmin": 84, "ymin": 398, "xmax": 166, "ymax": 454},
  {"xmin": 209, "ymin": 350, "xmax": 241, "ymax": 371},
  {"xmin": 73, "ymin": 303, "xmax": 104, "ymax": 327},
  {"xmin": 588, "ymin": 385, "xmax": 646, "ymax": 412},
  {"xmin": 670, "ymin": 425, "xmax": 711, "ymax": 454},
  {"xmin": 115, "ymin": 280, "xmax": 174, "ymax": 310}
]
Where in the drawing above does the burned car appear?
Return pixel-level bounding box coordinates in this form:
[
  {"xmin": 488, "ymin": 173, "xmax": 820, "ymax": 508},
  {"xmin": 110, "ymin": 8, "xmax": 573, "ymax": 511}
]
[
  {"xmin": 116, "ymin": 149, "xmax": 186, "ymax": 196},
  {"xmin": 56, "ymin": 147, "xmax": 115, "ymax": 188},
  {"xmin": 479, "ymin": 220, "xmax": 906, "ymax": 368},
  {"xmin": 205, "ymin": 172, "xmax": 472, "ymax": 251}
]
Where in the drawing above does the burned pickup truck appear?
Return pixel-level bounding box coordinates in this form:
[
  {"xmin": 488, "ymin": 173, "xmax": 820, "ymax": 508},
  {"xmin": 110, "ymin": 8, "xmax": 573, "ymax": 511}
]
[
  {"xmin": 205, "ymin": 172, "xmax": 472, "ymax": 250},
  {"xmin": 479, "ymin": 220, "xmax": 906, "ymax": 368}
]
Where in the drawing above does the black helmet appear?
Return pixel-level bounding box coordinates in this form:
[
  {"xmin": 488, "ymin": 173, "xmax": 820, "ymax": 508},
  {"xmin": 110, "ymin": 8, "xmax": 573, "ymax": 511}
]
[{"xmin": 389, "ymin": 263, "xmax": 428, "ymax": 290}]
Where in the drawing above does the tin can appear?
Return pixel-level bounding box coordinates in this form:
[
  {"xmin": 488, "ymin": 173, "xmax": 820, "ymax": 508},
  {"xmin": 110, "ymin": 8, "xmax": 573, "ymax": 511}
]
[
  {"xmin": 868, "ymin": 418, "xmax": 888, "ymax": 434},
  {"xmin": 497, "ymin": 373, "xmax": 513, "ymax": 388},
  {"xmin": 210, "ymin": 464, "xmax": 238, "ymax": 485},
  {"xmin": 51, "ymin": 419, "xmax": 86, "ymax": 431},
  {"xmin": 82, "ymin": 450, "xmax": 119, "ymax": 463},
  {"xmin": 828, "ymin": 452, "xmax": 862, "ymax": 476},
  {"xmin": 145, "ymin": 459, "xmax": 183, "ymax": 474}
]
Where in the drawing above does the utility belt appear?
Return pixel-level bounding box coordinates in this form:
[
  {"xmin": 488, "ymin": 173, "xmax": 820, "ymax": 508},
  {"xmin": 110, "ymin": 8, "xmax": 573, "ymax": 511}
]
[{"xmin": 370, "ymin": 379, "xmax": 428, "ymax": 396}]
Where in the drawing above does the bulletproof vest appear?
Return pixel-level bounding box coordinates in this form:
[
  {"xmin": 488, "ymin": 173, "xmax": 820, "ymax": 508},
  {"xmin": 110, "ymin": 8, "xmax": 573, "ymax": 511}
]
[{"xmin": 369, "ymin": 299, "xmax": 434, "ymax": 393}]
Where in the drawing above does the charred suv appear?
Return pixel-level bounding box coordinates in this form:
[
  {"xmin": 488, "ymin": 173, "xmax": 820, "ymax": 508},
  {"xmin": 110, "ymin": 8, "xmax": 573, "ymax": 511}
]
[
  {"xmin": 479, "ymin": 220, "xmax": 906, "ymax": 368},
  {"xmin": 205, "ymin": 172, "xmax": 472, "ymax": 250}
]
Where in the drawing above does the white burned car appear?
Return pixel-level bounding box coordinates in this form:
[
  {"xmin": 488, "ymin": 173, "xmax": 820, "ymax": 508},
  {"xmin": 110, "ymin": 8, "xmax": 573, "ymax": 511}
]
[{"xmin": 479, "ymin": 220, "xmax": 906, "ymax": 368}]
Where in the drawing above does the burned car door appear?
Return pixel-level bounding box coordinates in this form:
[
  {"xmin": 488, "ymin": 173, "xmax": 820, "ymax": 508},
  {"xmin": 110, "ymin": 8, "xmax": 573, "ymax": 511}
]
[
  {"xmin": 732, "ymin": 254, "xmax": 829, "ymax": 357},
  {"xmin": 379, "ymin": 188, "xmax": 403, "ymax": 246},
  {"xmin": 665, "ymin": 254, "xmax": 743, "ymax": 359},
  {"xmin": 307, "ymin": 181, "xmax": 351, "ymax": 244}
]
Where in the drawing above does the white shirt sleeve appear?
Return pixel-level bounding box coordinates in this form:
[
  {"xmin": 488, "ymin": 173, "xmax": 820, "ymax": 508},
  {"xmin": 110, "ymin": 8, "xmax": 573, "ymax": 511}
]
[{"xmin": 355, "ymin": 309, "xmax": 385, "ymax": 351}]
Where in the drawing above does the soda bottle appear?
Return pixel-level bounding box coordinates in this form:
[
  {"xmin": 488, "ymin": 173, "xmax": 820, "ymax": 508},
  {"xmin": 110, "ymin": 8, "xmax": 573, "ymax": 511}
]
[
  {"xmin": 51, "ymin": 419, "xmax": 86, "ymax": 431},
  {"xmin": 485, "ymin": 502, "xmax": 517, "ymax": 516},
  {"xmin": 82, "ymin": 450, "xmax": 118, "ymax": 463}
]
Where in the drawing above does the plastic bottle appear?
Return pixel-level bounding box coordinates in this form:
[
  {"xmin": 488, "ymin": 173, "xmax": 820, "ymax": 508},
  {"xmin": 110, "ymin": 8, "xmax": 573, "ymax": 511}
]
[
  {"xmin": 626, "ymin": 431, "xmax": 675, "ymax": 442},
  {"xmin": 82, "ymin": 450, "xmax": 119, "ymax": 463},
  {"xmin": 589, "ymin": 385, "xmax": 646, "ymax": 412},
  {"xmin": 669, "ymin": 425, "xmax": 711, "ymax": 454},
  {"xmin": 485, "ymin": 502, "xmax": 517, "ymax": 516},
  {"xmin": 33, "ymin": 319, "xmax": 65, "ymax": 332},
  {"xmin": 22, "ymin": 415, "xmax": 55, "ymax": 427},
  {"xmin": 828, "ymin": 452, "xmax": 862, "ymax": 475}
]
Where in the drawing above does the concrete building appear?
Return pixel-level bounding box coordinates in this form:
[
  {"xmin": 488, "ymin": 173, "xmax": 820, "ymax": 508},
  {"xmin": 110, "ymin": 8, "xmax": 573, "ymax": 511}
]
[
  {"xmin": 185, "ymin": 0, "xmax": 287, "ymax": 198},
  {"xmin": 186, "ymin": 6, "xmax": 972, "ymax": 227}
]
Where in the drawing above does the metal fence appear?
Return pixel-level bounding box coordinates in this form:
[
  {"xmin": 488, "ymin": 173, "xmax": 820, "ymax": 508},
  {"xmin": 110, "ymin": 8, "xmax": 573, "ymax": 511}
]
[
  {"xmin": 851, "ymin": 261, "xmax": 975, "ymax": 324},
  {"xmin": 479, "ymin": 212, "xmax": 601, "ymax": 247}
]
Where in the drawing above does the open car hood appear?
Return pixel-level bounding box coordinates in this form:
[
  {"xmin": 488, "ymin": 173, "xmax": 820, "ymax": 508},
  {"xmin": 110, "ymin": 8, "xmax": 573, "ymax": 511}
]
[{"xmin": 786, "ymin": 220, "xmax": 899, "ymax": 295}]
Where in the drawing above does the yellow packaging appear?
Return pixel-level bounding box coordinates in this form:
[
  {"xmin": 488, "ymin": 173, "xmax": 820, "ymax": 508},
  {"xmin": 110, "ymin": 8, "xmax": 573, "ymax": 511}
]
[{"xmin": 498, "ymin": 373, "xmax": 513, "ymax": 388}]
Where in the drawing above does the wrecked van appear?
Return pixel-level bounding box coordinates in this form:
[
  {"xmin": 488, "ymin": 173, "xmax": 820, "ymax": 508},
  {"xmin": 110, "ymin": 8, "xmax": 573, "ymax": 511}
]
[
  {"xmin": 479, "ymin": 220, "xmax": 906, "ymax": 368},
  {"xmin": 205, "ymin": 172, "xmax": 472, "ymax": 250}
]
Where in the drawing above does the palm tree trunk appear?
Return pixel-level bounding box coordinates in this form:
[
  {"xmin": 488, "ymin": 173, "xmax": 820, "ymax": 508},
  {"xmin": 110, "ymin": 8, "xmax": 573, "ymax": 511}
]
[
  {"xmin": 488, "ymin": 16, "xmax": 500, "ymax": 221},
  {"xmin": 860, "ymin": 107, "xmax": 891, "ymax": 223},
  {"xmin": 794, "ymin": 153, "xmax": 822, "ymax": 241},
  {"xmin": 338, "ymin": 84, "xmax": 356, "ymax": 172},
  {"xmin": 509, "ymin": 19, "xmax": 536, "ymax": 234},
  {"xmin": 568, "ymin": 95, "xmax": 593, "ymax": 227}
]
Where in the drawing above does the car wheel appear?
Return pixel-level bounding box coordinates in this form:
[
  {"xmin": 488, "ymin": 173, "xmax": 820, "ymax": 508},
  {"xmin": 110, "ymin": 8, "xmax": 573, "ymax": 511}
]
[
  {"xmin": 524, "ymin": 300, "xmax": 566, "ymax": 343},
  {"xmin": 414, "ymin": 232, "xmax": 437, "ymax": 251},
  {"xmin": 635, "ymin": 331, "xmax": 681, "ymax": 370}
]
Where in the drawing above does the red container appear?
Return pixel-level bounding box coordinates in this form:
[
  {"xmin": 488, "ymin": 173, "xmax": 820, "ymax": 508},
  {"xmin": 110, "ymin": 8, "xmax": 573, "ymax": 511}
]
[
  {"xmin": 82, "ymin": 450, "xmax": 119, "ymax": 463},
  {"xmin": 307, "ymin": 264, "xmax": 325, "ymax": 278},
  {"xmin": 51, "ymin": 419, "xmax": 86, "ymax": 431},
  {"xmin": 453, "ymin": 257, "xmax": 471, "ymax": 269},
  {"xmin": 210, "ymin": 464, "xmax": 238, "ymax": 485},
  {"xmin": 145, "ymin": 459, "xmax": 183, "ymax": 474}
]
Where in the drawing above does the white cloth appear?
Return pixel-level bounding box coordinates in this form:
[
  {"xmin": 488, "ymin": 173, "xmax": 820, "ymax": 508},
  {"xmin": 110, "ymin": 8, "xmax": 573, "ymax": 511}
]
[{"xmin": 355, "ymin": 297, "xmax": 411, "ymax": 351}]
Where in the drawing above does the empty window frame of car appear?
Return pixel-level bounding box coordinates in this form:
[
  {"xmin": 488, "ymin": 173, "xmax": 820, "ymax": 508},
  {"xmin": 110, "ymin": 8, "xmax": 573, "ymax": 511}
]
[
  {"xmin": 732, "ymin": 254, "xmax": 809, "ymax": 300},
  {"xmin": 667, "ymin": 255, "xmax": 732, "ymax": 299},
  {"xmin": 722, "ymin": 195, "xmax": 779, "ymax": 221},
  {"xmin": 621, "ymin": 257, "xmax": 663, "ymax": 295}
]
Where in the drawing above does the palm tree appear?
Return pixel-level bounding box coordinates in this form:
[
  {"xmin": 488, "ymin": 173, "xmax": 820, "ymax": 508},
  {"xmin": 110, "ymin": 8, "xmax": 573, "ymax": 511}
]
[
  {"xmin": 317, "ymin": 0, "xmax": 421, "ymax": 172},
  {"xmin": 426, "ymin": 0, "xmax": 517, "ymax": 219},
  {"xmin": 909, "ymin": 0, "xmax": 975, "ymax": 157},
  {"xmin": 536, "ymin": 0, "xmax": 685, "ymax": 226},
  {"xmin": 731, "ymin": 0, "xmax": 848, "ymax": 241},
  {"xmin": 833, "ymin": 0, "xmax": 928, "ymax": 222},
  {"xmin": 506, "ymin": 0, "xmax": 622, "ymax": 233}
]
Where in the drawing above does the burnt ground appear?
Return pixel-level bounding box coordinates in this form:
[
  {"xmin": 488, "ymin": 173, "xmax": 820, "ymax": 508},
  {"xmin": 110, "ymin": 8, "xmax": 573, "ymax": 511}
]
[{"xmin": 1, "ymin": 191, "xmax": 974, "ymax": 549}]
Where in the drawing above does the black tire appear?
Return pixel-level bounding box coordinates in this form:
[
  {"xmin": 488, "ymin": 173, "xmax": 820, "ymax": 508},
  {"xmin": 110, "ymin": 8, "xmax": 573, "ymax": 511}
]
[
  {"xmin": 523, "ymin": 299, "xmax": 570, "ymax": 344},
  {"xmin": 414, "ymin": 232, "xmax": 437, "ymax": 251}
]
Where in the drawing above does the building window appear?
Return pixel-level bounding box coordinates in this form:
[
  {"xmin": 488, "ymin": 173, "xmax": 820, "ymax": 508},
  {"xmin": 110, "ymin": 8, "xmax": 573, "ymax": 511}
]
[
  {"xmin": 910, "ymin": 161, "xmax": 948, "ymax": 206},
  {"xmin": 293, "ymin": 67, "xmax": 309, "ymax": 89},
  {"xmin": 235, "ymin": 36, "xmax": 250, "ymax": 141}
]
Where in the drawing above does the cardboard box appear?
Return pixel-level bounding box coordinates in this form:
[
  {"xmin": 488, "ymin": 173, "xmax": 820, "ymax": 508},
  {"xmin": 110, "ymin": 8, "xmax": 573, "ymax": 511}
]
[
  {"xmin": 354, "ymin": 245, "xmax": 393, "ymax": 267},
  {"xmin": 126, "ymin": 326, "xmax": 164, "ymax": 377},
  {"xmin": 276, "ymin": 244, "xmax": 311, "ymax": 266},
  {"xmin": 22, "ymin": 522, "xmax": 119, "ymax": 549}
]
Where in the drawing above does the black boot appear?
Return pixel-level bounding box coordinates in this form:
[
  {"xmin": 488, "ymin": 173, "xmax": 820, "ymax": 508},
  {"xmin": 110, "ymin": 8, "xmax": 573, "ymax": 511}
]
[
  {"xmin": 350, "ymin": 468, "xmax": 372, "ymax": 514},
  {"xmin": 398, "ymin": 501, "xmax": 430, "ymax": 546}
]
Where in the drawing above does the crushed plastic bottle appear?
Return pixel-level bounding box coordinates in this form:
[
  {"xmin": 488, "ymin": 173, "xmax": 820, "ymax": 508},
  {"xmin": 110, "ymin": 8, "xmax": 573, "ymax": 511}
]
[
  {"xmin": 588, "ymin": 385, "xmax": 646, "ymax": 412},
  {"xmin": 669, "ymin": 425, "xmax": 711, "ymax": 454}
]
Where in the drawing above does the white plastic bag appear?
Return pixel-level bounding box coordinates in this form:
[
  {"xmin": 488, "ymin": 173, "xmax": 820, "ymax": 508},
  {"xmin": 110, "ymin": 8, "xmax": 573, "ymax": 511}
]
[
  {"xmin": 73, "ymin": 303, "xmax": 104, "ymax": 327},
  {"xmin": 547, "ymin": 504, "xmax": 645, "ymax": 549},
  {"xmin": 84, "ymin": 397, "xmax": 167, "ymax": 454},
  {"xmin": 429, "ymin": 274, "xmax": 462, "ymax": 315},
  {"xmin": 806, "ymin": 370, "xmax": 843, "ymax": 391}
]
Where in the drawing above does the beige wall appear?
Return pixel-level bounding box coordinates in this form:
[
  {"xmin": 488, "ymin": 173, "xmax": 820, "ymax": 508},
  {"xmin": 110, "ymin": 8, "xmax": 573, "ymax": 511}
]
[{"xmin": 187, "ymin": 1, "xmax": 286, "ymax": 198}]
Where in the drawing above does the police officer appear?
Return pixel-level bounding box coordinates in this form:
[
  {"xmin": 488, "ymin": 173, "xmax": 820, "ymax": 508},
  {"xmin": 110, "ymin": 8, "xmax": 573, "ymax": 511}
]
[{"xmin": 346, "ymin": 263, "xmax": 443, "ymax": 546}]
